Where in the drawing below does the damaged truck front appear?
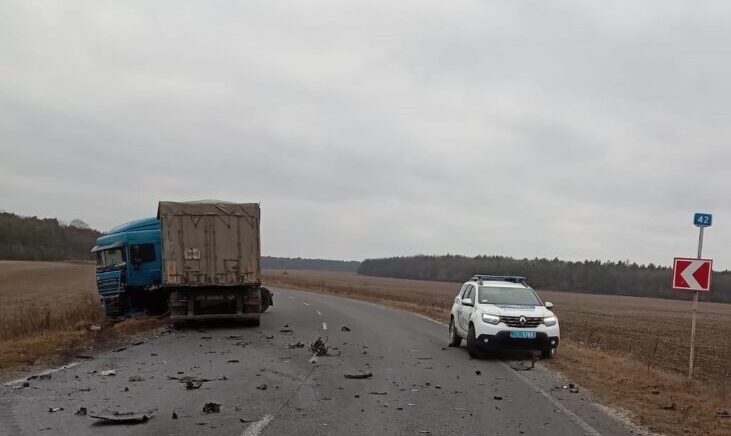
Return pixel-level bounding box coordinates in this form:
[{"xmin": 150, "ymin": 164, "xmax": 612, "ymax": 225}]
[{"xmin": 92, "ymin": 201, "xmax": 271, "ymax": 323}]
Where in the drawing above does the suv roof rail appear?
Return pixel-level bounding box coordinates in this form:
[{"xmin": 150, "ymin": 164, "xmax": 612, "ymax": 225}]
[{"xmin": 470, "ymin": 274, "xmax": 528, "ymax": 285}]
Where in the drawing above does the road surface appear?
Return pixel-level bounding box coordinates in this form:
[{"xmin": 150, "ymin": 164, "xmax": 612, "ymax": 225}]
[{"xmin": 1, "ymin": 288, "xmax": 642, "ymax": 436}]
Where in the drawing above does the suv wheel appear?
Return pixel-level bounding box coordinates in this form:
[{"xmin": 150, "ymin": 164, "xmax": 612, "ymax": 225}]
[
  {"xmin": 541, "ymin": 347, "xmax": 557, "ymax": 359},
  {"xmin": 448, "ymin": 317, "xmax": 462, "ymax": 347},
  {"xmin": 466, "ymin": 324, "xmax": 483, "ymax": 358}
]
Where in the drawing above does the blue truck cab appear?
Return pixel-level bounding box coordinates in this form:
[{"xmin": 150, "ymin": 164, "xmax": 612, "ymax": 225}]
[{"xmin": 91, "ymin": 217, "xmax": 163, "ymax": 316}]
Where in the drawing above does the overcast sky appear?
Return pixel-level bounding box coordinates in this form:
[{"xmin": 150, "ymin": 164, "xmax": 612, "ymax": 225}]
[{"xmin": 2, "ymin": 1, "xmax": 730, "ymax": 268}]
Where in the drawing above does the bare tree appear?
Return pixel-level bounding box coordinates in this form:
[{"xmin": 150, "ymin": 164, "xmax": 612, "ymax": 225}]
[{"xmin": 69, "ymin": 219, "xmax": 90, "ymax": 229}]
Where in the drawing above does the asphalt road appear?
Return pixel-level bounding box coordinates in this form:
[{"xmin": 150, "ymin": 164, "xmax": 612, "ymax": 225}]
[{"xmin": 0, "ymin": 288, "xmax": 641, "ymax": 436}]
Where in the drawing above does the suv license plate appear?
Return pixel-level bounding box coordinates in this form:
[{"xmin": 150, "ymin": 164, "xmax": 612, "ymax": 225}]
[{"xmin": 510, "ymin": 331, "xmax": 536, "ymax": 339}]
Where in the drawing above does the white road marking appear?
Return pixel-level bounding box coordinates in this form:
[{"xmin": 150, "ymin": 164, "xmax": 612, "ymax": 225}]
[
  {"xmin": 503, "ymin": 362, "xmax": 604, "ymax": 436},
  {"xmin": 288, "ymin": 296, "xmax": 295, "ymax": 300},
  {"xmin": 316, "ymin": 310, "xmax": 322, "ymax": 316},
  {"xmin": 322, "ymin": 322, "xmax": 327, "ymax": 331},
  {"xmin": 3, "ymin": 362, "xmax": 82, "ymax": 386},
  {"xmin": 409, "ymin": 309, "xmax": 605, "ymax": 436},
  {"xmin": 302, "ymin": 302, "xmax": 310, "ymax": 306},
  {"xmin": 240, "ymin": 414, "xmax": 274, "ymax": 436}
]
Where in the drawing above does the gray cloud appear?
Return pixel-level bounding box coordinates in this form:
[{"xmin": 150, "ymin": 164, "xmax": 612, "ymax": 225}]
[{"xmin": 2, "ymin": 1, "xmax": 730, "ymax": 268}]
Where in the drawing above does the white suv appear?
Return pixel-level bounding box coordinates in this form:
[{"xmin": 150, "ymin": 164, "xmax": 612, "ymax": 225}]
[{"xmin": 448, "ymin": 275, "xmax": 559, "ymax": 359}]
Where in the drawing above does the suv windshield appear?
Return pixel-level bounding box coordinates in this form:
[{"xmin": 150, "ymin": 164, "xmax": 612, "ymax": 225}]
[
  {"xmin": 478, "ymin": 286, "xmax": 541, "ymax": 306},
  {"xmin": 96, "ymin": 248, "xmax": 126, "ymax": 269}
]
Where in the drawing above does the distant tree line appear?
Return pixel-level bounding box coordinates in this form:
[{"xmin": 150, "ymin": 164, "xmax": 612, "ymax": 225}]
[
  {"xmin": 262, "ymin": 256, "xmax": 360, "ymax": 272},
  {"xmin": 358, "ymin": 255, "xmax": 731, "ymax": 304},
  {"xmin": 0, "ymin": 212, "xmax": 100, "ymax": 261}
]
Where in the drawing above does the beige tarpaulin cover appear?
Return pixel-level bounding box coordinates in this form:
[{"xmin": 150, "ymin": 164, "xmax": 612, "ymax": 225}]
[{"xmin": 158, "ymin": 201, "xmax": 261, "ymax": 286}]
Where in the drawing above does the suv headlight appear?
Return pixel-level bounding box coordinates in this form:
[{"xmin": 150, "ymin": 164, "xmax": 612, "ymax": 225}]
[
  {"xmin": 482, "ymin": 313, "xmax": 500, "ymax": 325},
  {"xmin": 543, "ymin": 316, "xmax": 557, "ymax": 326}
]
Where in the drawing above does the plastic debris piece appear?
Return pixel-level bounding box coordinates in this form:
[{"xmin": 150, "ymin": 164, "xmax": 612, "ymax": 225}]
[
  {"xmin": 344, "ymin": 372, "xmax": 373, "ymax": 379},
  {"xmin": 369, "ymin": 391, "xmax": 387, "ymax": 395},
  {"xmin": 48, "ymin": 407, "xmax": 64, "ymax": 413},
  {"xmin": 256, "ymin": 384, "xmax": 268, "ymax": 390},
  {"xmin": 202, "ymin": 403, "xmax": 221, "ymax": 414},
  {"xmin": 90, "ymin": 411, "xmax": 151, "ymax": 425},
  {"xmin": 341, "ymin": 326, "xmax": 351, "ymax": 332},
  {"xmin": 475, "ymin": 370, "xmax": 481, "ymax": 376},
  {"xmin": 129, "ymin": 375, "xmax": 145, "ymax": 382},
  {"xmin": 100, "ymin": 370, "xmax": 117, "ymax": 376},
  {"xmin": 172, "ymin": 411, "xmax": 178, "ymax": 419}
]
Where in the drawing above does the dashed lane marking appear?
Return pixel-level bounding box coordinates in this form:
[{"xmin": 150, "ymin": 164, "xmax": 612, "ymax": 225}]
[
  {"xmin": 240, "ymin": 414, "xmax": 274, "ymax": 436},
  {"xmin": 303, "ymin": 302, "xmax": 310, "ymax": 306},
  {"xmin": 322, "ymin": 322, "xmax": 327, "ymax": 331}
]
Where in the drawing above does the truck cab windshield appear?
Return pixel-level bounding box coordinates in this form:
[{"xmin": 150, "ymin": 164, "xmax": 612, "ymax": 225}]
[{"xmin": 96, "ymin": 248, "xmax": 126, "ymax": 270}]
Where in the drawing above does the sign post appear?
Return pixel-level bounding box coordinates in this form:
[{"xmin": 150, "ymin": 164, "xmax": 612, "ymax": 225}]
[{"xmin": 675, "ymin": 212, "xmax": 713, "ymax": 382}]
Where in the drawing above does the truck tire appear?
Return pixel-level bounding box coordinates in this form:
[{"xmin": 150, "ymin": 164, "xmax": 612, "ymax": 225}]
[
  {"xmin": 260, "ymin": 287, "xmax": 273, "ymax": 313},
  {"xmin": 448, "ymin": 317, "xmax": 462, "ymax": 347}
]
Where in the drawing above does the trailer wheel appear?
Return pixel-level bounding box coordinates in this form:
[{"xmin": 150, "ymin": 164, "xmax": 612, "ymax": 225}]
[{"xmin": 260, "ymin": 287, "xmax": 273, "ymax": 313}]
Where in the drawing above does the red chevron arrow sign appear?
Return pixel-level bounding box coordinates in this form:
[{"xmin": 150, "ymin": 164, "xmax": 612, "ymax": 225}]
[{"xmin": 672, "ymin": 257, "xmax": 713, "ymax": 292}]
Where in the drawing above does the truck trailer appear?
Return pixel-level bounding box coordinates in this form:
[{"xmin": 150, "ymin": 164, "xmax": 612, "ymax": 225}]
[{"xmin": 91, "ymin": 200, "xmax": 272, "ymax": 323}]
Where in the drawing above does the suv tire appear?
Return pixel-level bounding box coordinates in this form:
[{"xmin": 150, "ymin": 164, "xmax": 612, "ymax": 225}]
[
  {"xmin": 541, "ymin": 347, "xmax": 556, "ymax": 359},
  {"xmin": 466, "ymin": 324, "xmax": 483, "ymax": 358},
  {"xmin": 448, "ymin": 317, "xmax": 462, "ymax": 347}
]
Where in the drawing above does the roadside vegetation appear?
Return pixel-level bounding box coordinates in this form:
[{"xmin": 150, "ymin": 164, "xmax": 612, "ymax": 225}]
[
  {"xmin": 0, "ymin": 261, "xmax": 162, "ymax": 377},
  {"xmin": 0, "ymin": 212, "xmax": 100, "ymax": 261},
  {"xmin": 263, "ymin": 269, "xmax": 731, "ymax": 436},
  {"xmin": 360, "ymin": 254, "xmax": 731, "ymax": 303}
]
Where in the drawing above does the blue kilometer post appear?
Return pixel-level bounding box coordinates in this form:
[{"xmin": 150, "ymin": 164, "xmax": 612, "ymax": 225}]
[{"xmin": 693, "ymin": 213, "xmax": 712, "ymax": 228}]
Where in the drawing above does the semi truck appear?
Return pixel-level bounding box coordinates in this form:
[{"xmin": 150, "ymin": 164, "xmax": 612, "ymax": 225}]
[{"xmin": 91, "ymin": 200, "xmax": 272, "ymax": 324}]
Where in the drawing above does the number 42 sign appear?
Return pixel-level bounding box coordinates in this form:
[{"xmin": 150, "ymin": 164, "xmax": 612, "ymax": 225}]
[{"xmin": 694, "ymin": 213, "xmax": 712, "ymax": 227}]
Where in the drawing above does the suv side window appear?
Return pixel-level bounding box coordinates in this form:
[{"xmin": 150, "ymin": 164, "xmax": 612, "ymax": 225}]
[
  {"xmin": 465, "ymin": 285, "xmax": 475, "ymax": 301},
  {"xmin": 459, "ymin": 284, "xmax": 469, "ymax": 298}
]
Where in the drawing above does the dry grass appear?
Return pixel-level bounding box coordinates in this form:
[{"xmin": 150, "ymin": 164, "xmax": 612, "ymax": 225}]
[
  {"xmin": 263, "ymin": 269, "xmax": 731, "ymax": 436},
  {"xmin": 0, "ymin": 261, "xmax": 165, "ymax": 376}
]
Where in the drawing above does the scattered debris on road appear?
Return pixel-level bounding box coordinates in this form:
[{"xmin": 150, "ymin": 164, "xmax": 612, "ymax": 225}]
[
  {"xmin": 256, "ymin": 383, "xmax": 268, "ymax": 390},
  {"xmin": 493, "ymin": 395, "xmax": 503, "ymax": 400},
  {"xmin": 344, "ymin": 372, "xmax": 373, "ymax": 379},
  {"xmin": 475, "ymin": 370, "xmax": 481, "ymax": 376},
  {"xmin": 129, "ymin": 375, "xmax": 145, "ymax": 382},
  {"xmin": 369, "ymin": 391, "xmax": 387, "ymax": 395},
  {"xmin": 202, "ymin": 403, "xmax": 221, "ymax": 414},
  {"xmin": 75, "ymin": 407, "xmax": 87, "ymax": 416},
  {"xmin": 113, "ymin": 347, "xmax": 127, "ymax": 353},
  {"xmin": 287, "ymin": 342, "xmax": 305, "ymax": 349},
  {"xmin": 100, "ymin": 370, "xmax": 117, "ymax": 376},
  {"xmin": 311, "ymin": 337, "xmax": 329, "ymax": 356},
  {"xmin": 185, "ymin": 380, "xmax": 203, "ymax": 390},
  {"xmin": 76, "ymin": 354, "xmax": 94, "ymax": 360},
  {"xmin": 48, "ymin": 407, "xmax": 64, "ymax": 413},
  {"xmin": 90, "ymin": 411, "xmax": 151, "ymax": 425},
  {"xmin": 341, "ymin": 326, "xmax": 351, "ymax": 332},
  {"xmin": 172, "ymin": 411, "xmax": 178, "ymax": 419},
  {"xmin": 227, "ymin": 359, "xmax": 240, "ymax": 363}
]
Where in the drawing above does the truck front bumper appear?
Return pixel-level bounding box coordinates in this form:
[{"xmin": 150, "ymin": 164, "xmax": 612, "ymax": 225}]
[{"xmin": 476, "ymin": 331, "xmax": 559, "ymax": 352}]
